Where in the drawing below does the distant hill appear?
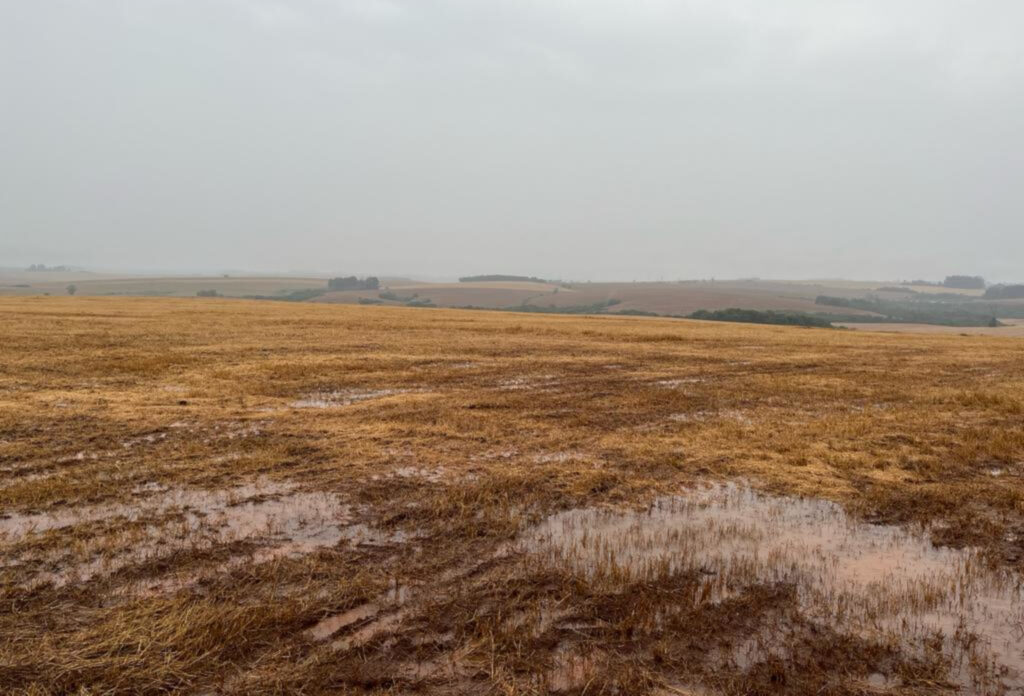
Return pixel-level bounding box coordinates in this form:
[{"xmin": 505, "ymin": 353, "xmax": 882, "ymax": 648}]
[
  {"xmin": 458, "ymin": 275, "xmax": 551, "ymax": 283},
  {"xmin": 984, "ymin": 284, "xmax": 1024, "ymax": 300}
]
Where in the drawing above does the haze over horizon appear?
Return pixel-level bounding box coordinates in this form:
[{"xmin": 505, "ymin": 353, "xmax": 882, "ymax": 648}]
[
  {"xmin": 0, "ymin": 265, "xmax": 1010, "ymax": 287},
  {"xmin": 3, "ymin": 1, "xmax": 1022, "ymax": 282}
]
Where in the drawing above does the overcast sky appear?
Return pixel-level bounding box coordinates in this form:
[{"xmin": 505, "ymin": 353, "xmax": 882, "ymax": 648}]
[{"xmin": 2, "ymin": 1, "xmax": 1022, "ymax": 281}]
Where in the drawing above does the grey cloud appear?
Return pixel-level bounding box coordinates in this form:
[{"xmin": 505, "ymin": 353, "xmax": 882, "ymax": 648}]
[{"xmin": 2, "ymin": 0, "xmax": 1022, "ymax": 280}]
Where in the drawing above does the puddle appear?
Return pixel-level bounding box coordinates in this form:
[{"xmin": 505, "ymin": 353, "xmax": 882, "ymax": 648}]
[
  {"xmin": 330, "ymin": 608, "xmax": 408, "ymax": 651},
  {"xmin": 472, "ymin": 448, "xmax": 519, "ymax": 462},
  {"xmin": 654, "ymin": 378, "xmax": 706, "ymax": 388},
  {"xmin": 220, "ymin": 422, "xmax": 265, "ymax": 439},
  {"xmin": 122, "ymin": 432, "xmax": 168, "ymax": 449},
  {"xmin": 307, "ymin": 578, "xmax": 411, "ymax": 648},
  {"xmin": 532, "ymin": 451, "xmax": 593, "ymax": 464},
  {"xmin": 1, "ymin": 480, "xmax": 365, "ymax": 589},
  {"xmin": 307, "ymin": 602, "xmax": 381, "ymax": 640},
  {"xmin": 667, "ymin": 411, "xmax": 713, "ymax": 423},
  {"xmin": 1, "ymin": 480, "xmax": 320, "ymax": 538},
  {"xmin": 290, "ymin": 389, "xmax": 408, "ymax": 408},
  {"xmin": 497, "ymin": 376, "xmax": 559, "ymax": 391},
  {"xmin": 393, "ymin": 466, "xmax": 444, "ymax": 480},
  {"xmin": 131, "ymin": 522, "xmax": 412, "ymax": 598},
  {"xmin": 337, "ymin": 523, "xmax": 415, "ymax": 547},
  {"xmin": 132, "ymin": 481, "xmax": 168, "ymax": 494},
  {"xmin": 666, "ymin": 410, "xmax": 751, "ymax": 425},
  {"xmin": 371, "ymin": 466, "xmax": 446, "ymax": 484},
  {"xmin": 197, "ymin": 490, "xmax": 351, "ymax": 550},
  {"xmin": 521, "ymin": 483, "xmax": 1024, "ymax": 691}
]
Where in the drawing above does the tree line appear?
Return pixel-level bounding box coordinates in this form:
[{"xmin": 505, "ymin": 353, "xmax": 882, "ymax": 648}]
[{"xmin": 327, "ymin": 276, "xmax": 379, "ymax": 291}]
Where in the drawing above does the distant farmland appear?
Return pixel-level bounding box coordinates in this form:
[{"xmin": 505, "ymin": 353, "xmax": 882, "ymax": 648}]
[
  {"xmin": 0, "ymin": 272, "xmax": 328, "ymax": 298},
  {"xmin": 5, "ymin": 270, "xmax": 1024, "ymax": 331},
  {"xmin": 315, "ymin": 279, "xmax": 888, "ymax": 318}
]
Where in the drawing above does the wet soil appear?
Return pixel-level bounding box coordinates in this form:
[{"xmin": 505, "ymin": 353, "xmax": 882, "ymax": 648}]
[{"xmin": 520, "ymin": 483, "xmax": 1024, "ymax": 692}]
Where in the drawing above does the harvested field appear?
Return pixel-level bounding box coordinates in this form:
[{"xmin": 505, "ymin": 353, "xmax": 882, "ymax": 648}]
[
  {"xmin": 0, "ymin": 273, "xmax": 327, "ymax": 298},
  {"xmin": 840, "ymin": 320, "xmax": 1024, "ymax": 337},
  {"xmin": 2, "ymin": 296, "xmax": 1024, "ymax": 695}
]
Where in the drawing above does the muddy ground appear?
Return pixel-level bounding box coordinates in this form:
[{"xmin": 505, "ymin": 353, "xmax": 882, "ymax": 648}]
[{"xmin": 1, "ymin": 297, "xmax": 1023, "ymax": 695}]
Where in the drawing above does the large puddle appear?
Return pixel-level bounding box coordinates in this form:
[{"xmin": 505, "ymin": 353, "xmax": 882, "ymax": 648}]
[
  {"xmin": 521, "ymin": 483, "xmax": 1024, "ymax": 691},
  {"xmin": 0, "ymin": 481, "xmax": 345, "ymax": 540},
  {"xmin": 0, "ymin": 480, "xmax": 403, "ymax": 589}
]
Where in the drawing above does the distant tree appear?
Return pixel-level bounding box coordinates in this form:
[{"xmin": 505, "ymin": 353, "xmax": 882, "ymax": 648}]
[
  {"xmin": 325, "ymin": 276, "xmax": 378, "ymax": 288},
  {"xmin": 328, "ymin": 276, "xmax": 378, "ymax": 291},
  {"xmin": 458, "ymin": 275, "xmax": 550, "ymax": 283},
  {"xmin": 943, "ymin": 275, "xmax": 986, "ymax": 290},
  {"xmin": 689, "ymin": 308, "xmax": 833, "ymax": 328},
  {"xmin": 240, "ymin": 289, "xmax": 325, "ymax": 302},
  {"xmin": 815, "ymin": 295, "xmax": 1010, "ymax": 327},
  {"xmin": 196, "ymin": 289, "xmax": 219, "ymax": 297},
  {"xmin": 614, "ymin": 308, "xmax": 660, "ymax": 317},
  {"xmin": 65, "ymin": 284, "xmax": 76, "ymax": 296},
  {"xmin": 983, "ymin": 284, "xmax": 1024, "ymax": 300}
]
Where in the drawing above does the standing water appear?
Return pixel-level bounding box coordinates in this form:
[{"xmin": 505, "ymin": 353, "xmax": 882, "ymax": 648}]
[{"xmin": 521, "ymin": 483, "xmax": 1024, "ymax": 692}]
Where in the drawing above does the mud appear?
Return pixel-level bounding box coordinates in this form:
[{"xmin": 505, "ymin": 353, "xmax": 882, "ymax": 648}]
[
  {"xmin": 307, "ymin": 602, "xmax": 381, "ymax": 641},
  {"xmin": 308, "ymin": 579, "xmax": 411, "ymax": 649},
  {"xmin": 2, "ymin": 481, "xmax": 357, "ymax": 589},
  {"xmin": 532, "ymin": 451, "xmax": 594, "ymax": 464},
  {"xmin": 1, "ymin": 481, "xmax": 341, "ymax": 539},
  {"xmin": 371, "ymin": 466, "xmax": 447, "ymax": 483},
  {"xmin": 521, "ymin": 483, "xmax": 1024, "ymax": 691},
  {"xmin": 290, "ymin": 389, "xmax": 408, "ymax": 408},
  {"xmin": 497, "ymin": 376, "xmax": 559, "ymax": 391},
  {"xmin": 654, "ymin": 378, "xmax": 707, "ymax": 387}
]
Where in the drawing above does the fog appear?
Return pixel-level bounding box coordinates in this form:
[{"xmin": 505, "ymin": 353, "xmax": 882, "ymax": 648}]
[{"xmin": 2, "ymin": 1, "xmax": 1022, "ymax": 281}]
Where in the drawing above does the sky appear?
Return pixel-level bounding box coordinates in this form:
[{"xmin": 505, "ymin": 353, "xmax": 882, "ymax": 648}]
[{"xmin": 2, "ymin": 1, "xmax": 1022, "ymax": 282}]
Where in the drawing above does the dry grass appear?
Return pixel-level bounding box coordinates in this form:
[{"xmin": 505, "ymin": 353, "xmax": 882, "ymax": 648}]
[
  {"xmin": 839, "ymin": 320, "xmax": 1024, "ymax": 338},
  {"xmin": 1, "ymin": 296, "xmax": 1023, "ymax": 695}
]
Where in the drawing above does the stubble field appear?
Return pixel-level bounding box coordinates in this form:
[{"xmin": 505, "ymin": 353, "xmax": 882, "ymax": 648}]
[{"xmin": 2, "ymin": 297, "xmax": 1023, "ymax": 695}]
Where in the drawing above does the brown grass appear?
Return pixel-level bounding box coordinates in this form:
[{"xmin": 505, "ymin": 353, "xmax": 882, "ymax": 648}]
[
  {"xmin": 840, "ymin": 320, "xmax": 1024, "ymax": 337},
  {"xmin": 1, "ymin": 296, "xmax": 1023, "ymax": 695}
]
